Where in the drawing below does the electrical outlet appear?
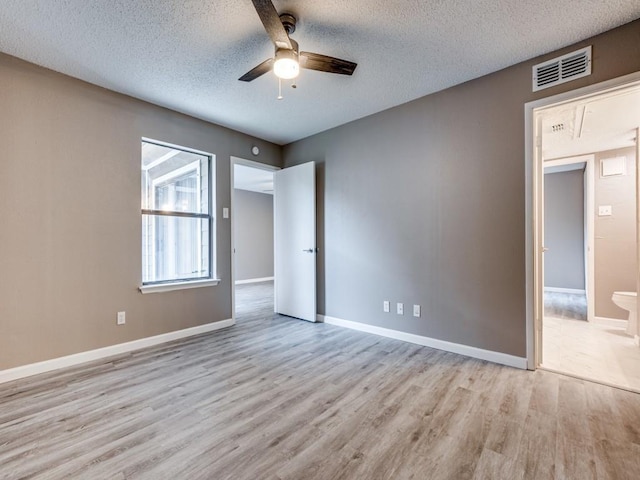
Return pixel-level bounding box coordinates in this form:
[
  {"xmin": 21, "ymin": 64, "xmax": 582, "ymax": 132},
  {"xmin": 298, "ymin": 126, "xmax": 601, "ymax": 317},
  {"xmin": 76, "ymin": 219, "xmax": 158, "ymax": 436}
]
[
  {"xmin": 397, "ymin": 303, "xmax": 404, "ymax": 315},
  {"xmin": 117, "ymin": 311, "xmax": 126, "ymax": 325},
  {"xmin": 383, "ymin": 301, "xmax": 390, "ymax": 313},
  {"xmin": 413, "ymin": 305, "xmax": 421, "ymax": 317}
]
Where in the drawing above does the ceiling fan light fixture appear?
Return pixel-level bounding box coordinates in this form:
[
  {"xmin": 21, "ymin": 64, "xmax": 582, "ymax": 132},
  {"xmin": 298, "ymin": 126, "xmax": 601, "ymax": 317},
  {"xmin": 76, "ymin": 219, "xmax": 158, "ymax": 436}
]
[
  {"xmin": 273, "ymin": 49, "xmax": 299, "ymax": 79},
  {"xmin": 238, "ymin": 2, "xmax": 356, "ymax": 83}
]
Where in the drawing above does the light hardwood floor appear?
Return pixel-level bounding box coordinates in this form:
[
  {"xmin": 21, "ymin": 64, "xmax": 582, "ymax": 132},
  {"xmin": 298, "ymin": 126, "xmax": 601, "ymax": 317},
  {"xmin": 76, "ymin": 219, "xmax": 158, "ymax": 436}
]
[{"xmin": 1, "ymin": 282, "xmax": 640, "ymax": 479}]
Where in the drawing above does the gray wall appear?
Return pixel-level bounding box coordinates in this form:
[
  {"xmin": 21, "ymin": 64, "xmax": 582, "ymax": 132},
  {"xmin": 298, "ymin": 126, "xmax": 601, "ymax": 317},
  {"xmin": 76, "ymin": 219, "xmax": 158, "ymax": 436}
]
[
  {"xmin": 283, "ymin": 20, "xmax": 640, "ymax": 358},
  {"xmin": 594, "ymin": 147, "xmax": 637, "ymax": 319},
  {"xmin": 544, "ymin": 169, "xmax": 586, "ymax": 290},
  {"xmin": 0, "ymin": 53, "xmax": 281, "ymax": 370},
  {"xmin": 234, "ymin": 189, "xmax": 274, "ymax": 281}
]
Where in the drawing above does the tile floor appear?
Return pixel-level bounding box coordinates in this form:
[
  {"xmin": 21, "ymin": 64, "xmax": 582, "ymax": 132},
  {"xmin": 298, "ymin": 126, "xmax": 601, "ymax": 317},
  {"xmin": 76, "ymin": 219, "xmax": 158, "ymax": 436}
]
[{"xmin": 542, "ymin": 313, "xmax": 640, "ymax": 392}]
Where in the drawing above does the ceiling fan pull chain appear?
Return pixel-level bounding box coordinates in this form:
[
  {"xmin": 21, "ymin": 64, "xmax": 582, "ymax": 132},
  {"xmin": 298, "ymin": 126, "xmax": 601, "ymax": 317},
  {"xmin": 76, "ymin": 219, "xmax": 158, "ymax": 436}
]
[{"xmin": 277, "ymin": 77, "xmax": 283, "ymax": 100}]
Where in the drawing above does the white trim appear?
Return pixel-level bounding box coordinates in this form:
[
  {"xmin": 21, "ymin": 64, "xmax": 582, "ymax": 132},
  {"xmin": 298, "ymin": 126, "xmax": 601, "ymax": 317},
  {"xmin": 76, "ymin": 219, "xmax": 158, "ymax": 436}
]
[
  {"xmin": 526, "ymin": 71, "xmax": 640, "ymax": 371},
  {"xmin": 235, "ymin": 276, "xmax": 274, "ymax": 285},
  {"xmin": 0, "ymin": 319, "xmax": 234, "ymax": 384},
  {"xmin": 593, "ymin": 316, "xmax": 628, "ymax": 328},
  {"xmin": 318, "ymin": 315, "xmax": 527, "ymax": 370},
  {"xmin": 585, "ymin": 156, "xmax": 596, "ymax": 323},
  {"xmin": 231, "ymin": 156, "xmax": 281, "ymax": 172},
  {"xmin": 142, "ymin": 137, "xmax": 213, "ymax": 158},
  {"xmin": 139, "ymin": 278, "xmax": 220, "ymax": 294},
  {"xmin": 543, "ymin": 154, "xmax": 593, "ymax": 167},
  {"xmin": 544, "ymin": 287, "xmax": 586, "ymax": 295}
]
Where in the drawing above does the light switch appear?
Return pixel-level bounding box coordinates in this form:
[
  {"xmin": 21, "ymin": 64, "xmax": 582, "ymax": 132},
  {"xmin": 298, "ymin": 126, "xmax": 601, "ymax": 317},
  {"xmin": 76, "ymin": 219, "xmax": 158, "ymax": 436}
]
[
  {"xmin": 397, "ymin": 303, "xmax": 404, "ymax": 315},
  {"xmin": 598, "ymin": 205, "xmax": 612, "ymax": 216},
  {"xmin": 223, "ymin": 207, "xmax": 229, "ymax": 218}
]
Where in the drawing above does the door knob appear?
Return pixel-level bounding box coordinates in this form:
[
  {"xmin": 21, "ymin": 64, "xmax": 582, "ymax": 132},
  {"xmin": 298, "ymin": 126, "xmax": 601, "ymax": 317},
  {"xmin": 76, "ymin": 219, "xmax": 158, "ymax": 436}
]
[{"xmin": 302, "ymin": 248, "xmax": 315, "ymax": 253}]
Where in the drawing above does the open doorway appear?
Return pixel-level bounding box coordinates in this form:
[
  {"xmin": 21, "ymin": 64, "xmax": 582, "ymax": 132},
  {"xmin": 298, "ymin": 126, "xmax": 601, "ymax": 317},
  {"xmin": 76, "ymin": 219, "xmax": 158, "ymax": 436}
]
[
  {"xmin": 230, "ymin": 158, "xmax": 279, "ymax": 321},
  {"xmin": 529, "ymin": 77, "xmax": 640, "ymax": 392},
  {"xmin": 543, "ymin": 154, "xmax": 594, "ymax": 324},
  {"xmin": 231, "ymin": 158, "xmax": 318, "ymax": 324}
]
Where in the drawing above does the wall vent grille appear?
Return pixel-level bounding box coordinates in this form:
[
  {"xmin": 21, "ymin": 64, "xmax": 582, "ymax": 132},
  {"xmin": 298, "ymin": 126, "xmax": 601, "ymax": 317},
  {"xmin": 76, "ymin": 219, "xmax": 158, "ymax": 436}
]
[{"xmin": 532, "ymin": 46, "xmax": 592, "ymax": 92}]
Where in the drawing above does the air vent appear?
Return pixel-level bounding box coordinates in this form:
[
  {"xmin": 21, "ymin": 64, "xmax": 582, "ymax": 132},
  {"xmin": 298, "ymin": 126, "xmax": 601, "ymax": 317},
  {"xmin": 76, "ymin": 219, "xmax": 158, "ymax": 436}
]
[
  {"xmin": 532, "ymin": 46, "xmax": 592, "ymax": 92},
  {"xmin": 551, "ymin": 123, "xmax": 565, "ymax": 132}
]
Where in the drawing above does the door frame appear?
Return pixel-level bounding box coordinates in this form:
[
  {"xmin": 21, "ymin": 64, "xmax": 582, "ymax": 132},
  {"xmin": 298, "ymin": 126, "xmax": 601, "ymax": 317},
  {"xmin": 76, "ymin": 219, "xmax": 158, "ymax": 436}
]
[
  {"xmin": 525, "ymin": 71, "xmax": 640, "ymax": 370},
  {"xmin": 230, "ymin": 156, "xmax": 280, "ymax": 322},
  {"xmin": 542, "ymin": 154, "xmax": 595, "ymax": 325}
]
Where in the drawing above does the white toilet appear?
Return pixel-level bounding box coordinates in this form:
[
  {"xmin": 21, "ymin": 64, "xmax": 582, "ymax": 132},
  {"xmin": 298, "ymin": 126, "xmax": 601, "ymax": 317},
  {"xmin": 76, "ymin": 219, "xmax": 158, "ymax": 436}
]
[{"xmin": 611, "ymin": 291, "xmax": 638, "ymax": 337}]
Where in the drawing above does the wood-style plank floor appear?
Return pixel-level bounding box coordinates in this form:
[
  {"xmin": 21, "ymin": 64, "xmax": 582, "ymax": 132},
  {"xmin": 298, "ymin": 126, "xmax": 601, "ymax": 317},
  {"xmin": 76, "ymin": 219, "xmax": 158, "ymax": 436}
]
[{"xmin": 1, "ymin": 281, "xmax": 640, "ymax": 479}]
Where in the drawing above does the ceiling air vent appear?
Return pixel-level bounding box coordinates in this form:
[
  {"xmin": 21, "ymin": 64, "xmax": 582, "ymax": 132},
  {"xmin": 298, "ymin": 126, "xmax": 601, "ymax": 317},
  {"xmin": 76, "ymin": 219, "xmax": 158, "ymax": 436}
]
[{"xmin": 532, "ymin": 46, "xmax": 592, "ymax": 92}]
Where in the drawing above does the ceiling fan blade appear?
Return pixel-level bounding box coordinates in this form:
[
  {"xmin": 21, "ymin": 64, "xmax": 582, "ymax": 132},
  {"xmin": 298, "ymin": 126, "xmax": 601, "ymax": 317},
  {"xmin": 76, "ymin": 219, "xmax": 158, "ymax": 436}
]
[
  {"xmin": 300, "ymin": 52, "xmax": 357, "ymax": 76},
  {"xmin": 251, "ymin": 0, "xmax": 292, "ymax": 50},
  {"xmin": 239, "ymin": 58, "xmax": 274, "ymax": 82}
]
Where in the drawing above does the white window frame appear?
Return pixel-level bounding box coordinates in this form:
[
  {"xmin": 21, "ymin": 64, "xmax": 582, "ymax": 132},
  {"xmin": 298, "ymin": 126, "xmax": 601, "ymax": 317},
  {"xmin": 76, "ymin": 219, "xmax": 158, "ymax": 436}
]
[{"xmin": 139, "ymin": 138, "xmax": 219, "ymax": 294}]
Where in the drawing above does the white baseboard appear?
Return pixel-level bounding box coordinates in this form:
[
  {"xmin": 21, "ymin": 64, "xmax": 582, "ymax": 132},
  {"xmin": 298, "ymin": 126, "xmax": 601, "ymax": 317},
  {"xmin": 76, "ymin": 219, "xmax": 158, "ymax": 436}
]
[
  {"xmin": 0, "ymin": 319, "xmax": 234, "ymax": 385},
  {"xmin": 544, "ymin": 287, "xmax": 586, "ymax": 294},
  {"xmin": 317, "ymin": 315, "xmax": 527, "ymax": 370},
  {"xmin": 593, "ymin": 316, "xmax": 628, "ymax": 328},
  {"xmin": 235, "ymin": 277, "xmax": 274, "ymax": 285}
]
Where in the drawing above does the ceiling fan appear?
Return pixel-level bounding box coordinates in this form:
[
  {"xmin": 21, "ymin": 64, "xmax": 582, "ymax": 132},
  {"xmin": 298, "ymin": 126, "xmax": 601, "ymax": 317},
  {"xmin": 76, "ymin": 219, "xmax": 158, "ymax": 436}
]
[{"xmin": 239, "ymin": 0, "xmax": 357, "ymax": 84}]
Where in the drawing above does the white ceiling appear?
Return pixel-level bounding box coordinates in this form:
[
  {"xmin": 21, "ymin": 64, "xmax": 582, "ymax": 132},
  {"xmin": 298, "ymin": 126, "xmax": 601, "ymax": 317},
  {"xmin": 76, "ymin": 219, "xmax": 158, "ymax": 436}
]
[
  {"xmin": 0, "ymin": 1, "xmax": 639, "ymax": 145},
  {"xmin": 234, "ymin": 164, "xmax": 274, "ymax": 194},
  {"xmin": 541, "ymin": 85, "xmax": 640, "ymax": 160}
]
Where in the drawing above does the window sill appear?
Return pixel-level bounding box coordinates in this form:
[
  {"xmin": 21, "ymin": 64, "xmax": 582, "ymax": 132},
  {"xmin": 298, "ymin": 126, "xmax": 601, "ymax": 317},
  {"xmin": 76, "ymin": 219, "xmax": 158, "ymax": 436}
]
[{"xmin": 139, "ymin": 278, "xmax": 221, "ymax": 294}]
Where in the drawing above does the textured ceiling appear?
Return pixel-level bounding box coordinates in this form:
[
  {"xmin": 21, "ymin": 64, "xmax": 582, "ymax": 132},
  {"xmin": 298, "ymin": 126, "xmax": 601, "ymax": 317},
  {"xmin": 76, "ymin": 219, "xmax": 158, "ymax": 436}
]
[{"xmin": 0, "ymin": 1, "xmax": 639, "ymax": 145}]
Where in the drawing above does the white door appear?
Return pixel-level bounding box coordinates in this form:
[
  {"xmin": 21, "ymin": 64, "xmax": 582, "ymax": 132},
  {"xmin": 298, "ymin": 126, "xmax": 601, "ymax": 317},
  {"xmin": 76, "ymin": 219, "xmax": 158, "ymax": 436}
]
[
  {"xmin": 274, "ymin": 161, "xmax": 317, "ymax": 322},
  {"xmin": 535, "ymin": 112, "xmax": 545, "ymax": 367}
]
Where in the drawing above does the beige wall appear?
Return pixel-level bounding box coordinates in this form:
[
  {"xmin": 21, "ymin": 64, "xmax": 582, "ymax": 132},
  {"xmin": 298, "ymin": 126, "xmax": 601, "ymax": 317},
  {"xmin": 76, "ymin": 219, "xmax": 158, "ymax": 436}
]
[
  {"xmin": 0, "ymin": 54, "xmax": 281, "ymax": 370},
  {"xmin": 594, "ymin": 147, "xmax": 637, "ymax": 319}
]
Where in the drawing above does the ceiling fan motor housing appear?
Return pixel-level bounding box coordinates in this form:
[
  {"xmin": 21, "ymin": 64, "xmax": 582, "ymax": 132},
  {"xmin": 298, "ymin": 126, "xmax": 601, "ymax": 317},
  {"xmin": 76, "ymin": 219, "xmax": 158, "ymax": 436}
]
[
  {"xmin": 276, "ymin": 37, "xmax": 299, "ymax": 57},
  {"xmin": 279, "ymin": 13, "xmax": 296, "ymax": 35}
]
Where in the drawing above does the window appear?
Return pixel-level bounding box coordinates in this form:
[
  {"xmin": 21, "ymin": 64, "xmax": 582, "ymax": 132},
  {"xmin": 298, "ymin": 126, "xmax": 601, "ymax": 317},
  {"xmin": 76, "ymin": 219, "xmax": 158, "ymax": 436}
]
[{"xmin": 141, "ymin": 140, "xmax": 215, "ymax": 289}]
